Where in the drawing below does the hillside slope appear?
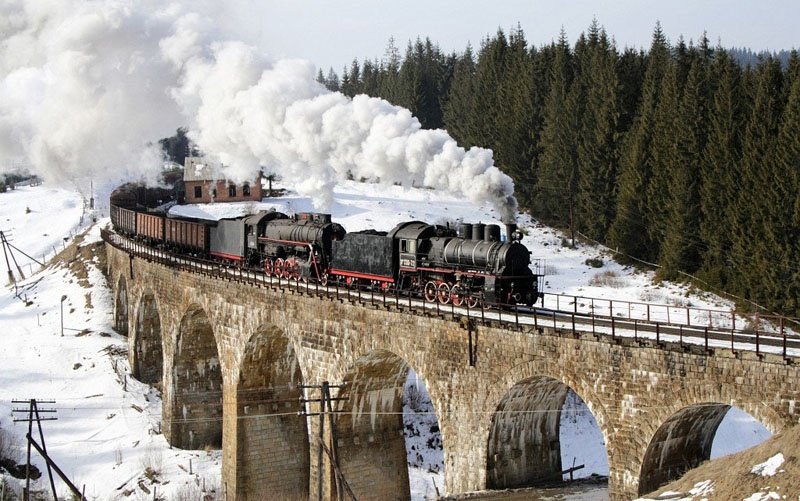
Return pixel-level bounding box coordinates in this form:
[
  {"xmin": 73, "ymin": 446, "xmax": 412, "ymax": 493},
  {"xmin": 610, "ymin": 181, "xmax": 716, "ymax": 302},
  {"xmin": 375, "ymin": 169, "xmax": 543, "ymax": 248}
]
[{"xmin": 637, "ymin": 425, "xmax": 800, "ymax": 500}]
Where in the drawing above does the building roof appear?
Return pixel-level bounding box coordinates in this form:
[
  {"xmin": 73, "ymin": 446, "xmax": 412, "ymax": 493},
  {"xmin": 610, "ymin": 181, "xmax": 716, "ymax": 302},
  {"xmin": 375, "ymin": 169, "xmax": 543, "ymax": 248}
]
[{"xmin": 183, "ymin": 156, "xmax": 217, "ymax": 182}]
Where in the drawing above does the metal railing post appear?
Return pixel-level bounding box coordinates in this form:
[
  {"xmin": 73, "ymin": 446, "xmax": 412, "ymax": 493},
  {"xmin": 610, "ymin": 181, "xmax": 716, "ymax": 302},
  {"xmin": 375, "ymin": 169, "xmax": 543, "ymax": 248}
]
[{"xmin": 781, "ymin": 317, "xmax": 787, "ymax": 360}]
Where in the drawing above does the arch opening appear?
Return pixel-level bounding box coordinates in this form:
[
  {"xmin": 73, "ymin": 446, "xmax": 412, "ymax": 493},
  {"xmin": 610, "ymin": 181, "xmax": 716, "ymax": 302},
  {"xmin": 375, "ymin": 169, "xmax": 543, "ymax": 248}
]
[
  {"xmin": 335, "ymin": 350, "xmax": 444, "ymax": 501},
  {"xmin": 133, "ymin": 292, "xmax": 163, "ymax": 386},
  {"xmin": 114, "ymin": 277, "xmax": 128, "ymax": 336},
  {"xmin": 639, "ymin": 404, "xmax": 772, "ymax": 496},
  {"xmin": 486, "ymin": 377, "xmax": 608, "ymax": 490},
  {"xmin": 171, "ymin": 306, "xmax": 222, "ymax": 450},
  {"xmin": 403, "ymin": 369, "xmax": 444, "ymax": 499},
  {"xmin": 235, "ymin": 324, "xmax": 309, "ymax": 499}
]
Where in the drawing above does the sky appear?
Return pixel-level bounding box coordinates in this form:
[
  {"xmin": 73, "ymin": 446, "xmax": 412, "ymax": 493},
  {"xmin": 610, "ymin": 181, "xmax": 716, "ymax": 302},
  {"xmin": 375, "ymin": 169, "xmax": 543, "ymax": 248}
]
[{"xmin": 219, "ymin": 0, "xmax": 799, "ymax": 72}]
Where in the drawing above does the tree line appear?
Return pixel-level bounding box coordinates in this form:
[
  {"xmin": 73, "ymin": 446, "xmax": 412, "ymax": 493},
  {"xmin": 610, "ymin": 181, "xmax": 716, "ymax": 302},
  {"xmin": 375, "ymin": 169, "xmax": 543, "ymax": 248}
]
[{"xmin": 317, "ymin": 22, "xmax": 800, "ymax": 316}]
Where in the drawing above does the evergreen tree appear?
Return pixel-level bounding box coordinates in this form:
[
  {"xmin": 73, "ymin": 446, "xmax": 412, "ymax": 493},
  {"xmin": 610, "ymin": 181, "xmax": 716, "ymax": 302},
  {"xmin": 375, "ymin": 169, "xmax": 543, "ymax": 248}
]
[
  {"xmin": 380, "ymin": 37, "xmax": 403, "ymax": 103},
  {"xmin": 535, "ymin": 32, "xmax": 577, "ymax": 228},
  {"xmin": 340, "ymin": 59, "xmax": 362, "ymax": 96},
  {"xmin": 361, "ymin": 59, "xmax": 381, "ymax": 96},
  {"xmin": 443, "ymin": 44, "xmax": 477, "ymax": 145},
  {"xmin": 608, "ymin": 24, "xmax": 671, "ymax": 260},
  {"xmin": 576, "ymin": 24, "xmax": 620, "ymax": 241},
  {"xmin": 325, "ymin": 68, "xmax": 340, "ymax": 92},
  {"xmin": 729, "ymin": 57, "xmax": 784, "ymax": 305},
  {"xmin": 660, "ymin": 58, "xmax": 707, "ymax": 277},
  {"xmin": 471, "ymin": 30, "xmax": 509, "ymax": 150},
  {"xmin": 159, "ymin": 128, "xmax": 191, "ymax": 166},
  {"xmin": 616, "ymin": 47, "xmax": 646, "ymax": 135},
  {"xmin": 699, "ymin": 48, "xmax": 742, "ymax": 287},
  {"xmin": 646, "ymin": 58, "xmax": 680, "ymax": 262},
  {"xmin": 493, "ymin": 25, "xmax": 536, "ymax": 196}
]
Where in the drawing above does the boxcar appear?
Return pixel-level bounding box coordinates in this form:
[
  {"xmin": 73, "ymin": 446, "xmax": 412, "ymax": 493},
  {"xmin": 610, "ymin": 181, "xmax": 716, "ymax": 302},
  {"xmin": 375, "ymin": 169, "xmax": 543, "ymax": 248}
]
[
  {"xmin": 165, "ymin": 218, "xmax": 210, "ymax": 254},
  {"xmin": 111, "ymin": 205, "xmax": 137, "ymax": 236},
  {"xmin": 136, "ymin": 212, "xmax": 165, "ymax": 242}
]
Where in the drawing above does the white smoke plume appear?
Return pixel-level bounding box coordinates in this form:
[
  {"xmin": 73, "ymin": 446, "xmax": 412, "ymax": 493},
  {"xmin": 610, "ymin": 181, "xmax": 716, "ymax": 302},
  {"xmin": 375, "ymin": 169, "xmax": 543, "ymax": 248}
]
[{"xmin": 1, "ymin": 1, "xmax": 518, "ymax": 221}]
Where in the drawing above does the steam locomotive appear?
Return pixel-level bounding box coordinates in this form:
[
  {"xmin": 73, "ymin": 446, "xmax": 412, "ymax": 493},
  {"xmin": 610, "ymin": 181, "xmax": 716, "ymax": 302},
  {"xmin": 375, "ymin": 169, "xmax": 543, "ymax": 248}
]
[{"xmin": 109, "ymin": 193, "xmax": 540, "ymax": 307}]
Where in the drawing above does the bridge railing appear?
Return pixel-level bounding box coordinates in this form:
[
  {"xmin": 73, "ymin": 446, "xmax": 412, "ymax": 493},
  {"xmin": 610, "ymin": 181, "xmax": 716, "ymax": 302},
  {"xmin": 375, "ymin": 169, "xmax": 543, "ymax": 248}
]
[
  {"xmin": 101, "ymin": 229, "xmax": 799, "ymax": 362},
  {"xmin": 540, "ymin": 292, "xmax": 798, "ymax": 335}
]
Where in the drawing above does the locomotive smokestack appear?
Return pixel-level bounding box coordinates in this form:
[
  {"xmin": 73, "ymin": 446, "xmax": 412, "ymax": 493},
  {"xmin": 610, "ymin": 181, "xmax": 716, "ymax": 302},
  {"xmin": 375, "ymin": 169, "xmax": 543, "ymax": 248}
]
[{"xmin": 505, "ymin": 223, "xmax": 518, "ymax": 242}]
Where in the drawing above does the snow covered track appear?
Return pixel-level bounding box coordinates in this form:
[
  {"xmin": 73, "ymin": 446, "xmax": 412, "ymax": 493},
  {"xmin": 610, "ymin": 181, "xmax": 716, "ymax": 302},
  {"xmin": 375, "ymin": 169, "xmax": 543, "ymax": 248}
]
[{"xmin": 103, "ymin": 228, "xmax": 800, "ymax": 500}]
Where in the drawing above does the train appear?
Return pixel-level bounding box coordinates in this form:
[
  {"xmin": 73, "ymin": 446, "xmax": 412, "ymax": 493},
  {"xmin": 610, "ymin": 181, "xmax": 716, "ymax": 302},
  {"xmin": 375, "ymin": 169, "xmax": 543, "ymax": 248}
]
[{"xmin": 109, "ymin": 191, "xmax": 541, "ymax": 307}]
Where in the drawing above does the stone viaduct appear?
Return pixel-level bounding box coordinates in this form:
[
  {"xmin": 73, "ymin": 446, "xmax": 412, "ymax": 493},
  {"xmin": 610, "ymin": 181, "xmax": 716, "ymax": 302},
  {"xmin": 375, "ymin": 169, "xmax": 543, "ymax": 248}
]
[{"xmin": 106, "ymin": 241, "xmax": 800, "ymax": 500}]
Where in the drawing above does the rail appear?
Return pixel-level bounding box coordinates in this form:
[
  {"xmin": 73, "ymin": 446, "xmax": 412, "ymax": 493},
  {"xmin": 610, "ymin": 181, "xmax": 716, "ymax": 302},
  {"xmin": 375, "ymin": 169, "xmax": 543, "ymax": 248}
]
[{"xmin": 102, "ymin": 229, "xmax": 800, "ymax": 362}]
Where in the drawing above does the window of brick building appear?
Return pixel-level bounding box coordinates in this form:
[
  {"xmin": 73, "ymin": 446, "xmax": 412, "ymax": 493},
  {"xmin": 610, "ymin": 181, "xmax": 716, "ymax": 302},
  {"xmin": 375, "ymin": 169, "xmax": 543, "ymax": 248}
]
[
  {"xmin": 194, "ymin": 186, "xmax": 202, "ymax": 198},
  {"xmin": 228, "ymin": 184, "xmax": 236, "ymax": 197},
  {"xmin": 243, "ymin": 183, "xmax": 250, "ymax": 197}
]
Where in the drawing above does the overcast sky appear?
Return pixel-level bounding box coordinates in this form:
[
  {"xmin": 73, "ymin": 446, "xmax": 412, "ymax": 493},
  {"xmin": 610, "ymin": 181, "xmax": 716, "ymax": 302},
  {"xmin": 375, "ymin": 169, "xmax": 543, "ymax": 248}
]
[{"xmin": 218, "ymin": 0, "xmax": 798, "ymax": 72}]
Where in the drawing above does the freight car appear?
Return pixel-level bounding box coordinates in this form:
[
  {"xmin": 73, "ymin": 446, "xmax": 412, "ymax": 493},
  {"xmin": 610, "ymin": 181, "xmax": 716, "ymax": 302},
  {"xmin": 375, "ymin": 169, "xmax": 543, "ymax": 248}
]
[
  {"xmin": 136, "ymin": 212, "xmax": 165, "ymax": 243},
  {"xmin": 165, "ymin": 218, "xmax": 210, "ymax": 255},
  {"xmin": 110, "ymin": 205, "xmax": 136, "ymax": 237}
]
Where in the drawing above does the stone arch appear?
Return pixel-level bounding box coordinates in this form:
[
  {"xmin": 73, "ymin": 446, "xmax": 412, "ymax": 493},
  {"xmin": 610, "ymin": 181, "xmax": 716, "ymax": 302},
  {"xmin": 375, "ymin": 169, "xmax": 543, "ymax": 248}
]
[
  {"xmin": 335, "ymin": 350, "xmax": 441, "ymax": 501},
  {"xmin": 132, "ymin": 290, "xmax": 163, "ymax": 386},
  {"xmin": 485, "ymin": 375, "xmax": 609, "ymax": 489},
  {"xmin": 114, "ymin": 275, "xmax": 129, "ymax": 336},
  {"xmin": 637, "ymin": 402, "xmax": 770, "ymax": 495},
  {"xmin": 234, "ymin": 324, "xmax": 309, "ymax": 500},
  {"xmin": 170, "ymin": 304, "xmax": 222, "ymax": 449}
]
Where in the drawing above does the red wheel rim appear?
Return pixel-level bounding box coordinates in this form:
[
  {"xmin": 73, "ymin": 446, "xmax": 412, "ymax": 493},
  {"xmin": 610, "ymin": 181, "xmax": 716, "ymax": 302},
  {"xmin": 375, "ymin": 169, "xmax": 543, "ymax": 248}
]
[
  {"xmin": 424, "ymin": 281, "xmax": 437, "ymax": 302},
  {"xmin": 451, "ymin": 284, "xmax": 463, "ymax": 306},
  {"xmin": 437, "ymin": 282, "xmax": 450, "ymax": 304}
]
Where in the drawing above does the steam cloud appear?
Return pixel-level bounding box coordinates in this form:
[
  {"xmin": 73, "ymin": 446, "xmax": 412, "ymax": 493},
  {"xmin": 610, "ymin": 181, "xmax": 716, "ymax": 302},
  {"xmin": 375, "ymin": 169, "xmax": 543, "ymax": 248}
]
[{"xmin": 0, "ymin": 1, "xmax": 518, "ymax": 221}]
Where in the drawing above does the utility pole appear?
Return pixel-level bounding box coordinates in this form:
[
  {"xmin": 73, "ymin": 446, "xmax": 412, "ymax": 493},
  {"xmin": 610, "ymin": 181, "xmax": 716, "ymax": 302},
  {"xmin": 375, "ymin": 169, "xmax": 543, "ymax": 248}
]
[
  {"xmin": 299, "ymin": 382, "xmax": 356, "ymax": 501},
  {"xmin": 1, "ymin": 230, "xmax": 44, "ymax": 285},
  {"xmin": 12, "ymin": 399, "xmax": 85, "ymax": 501}
]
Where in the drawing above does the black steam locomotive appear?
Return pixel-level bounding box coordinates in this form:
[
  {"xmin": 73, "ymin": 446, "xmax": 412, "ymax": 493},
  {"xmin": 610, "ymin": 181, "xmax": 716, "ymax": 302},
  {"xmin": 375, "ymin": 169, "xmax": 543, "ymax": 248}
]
[{"xmin": 109, "ymin": 188, "xmax": 540, "ymax": 307}]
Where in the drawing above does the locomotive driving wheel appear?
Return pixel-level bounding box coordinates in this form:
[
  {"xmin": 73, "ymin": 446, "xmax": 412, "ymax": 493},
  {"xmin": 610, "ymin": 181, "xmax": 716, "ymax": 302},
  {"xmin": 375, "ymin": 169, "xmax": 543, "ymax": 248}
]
[
  {"xmin": 423, "ymin": 281, "xmax": 438, "ymax": 302},
  {"xmin": 273, "ymin": 258, "xmax": 285, "ymax": 278},
  {"xmin": 450, "ymin": 283, "xmax": 464, "ymax": 306},
  {"xmin": 284, "ymin": 257, "xmax": 300, "ymax": 281},
  {"xmin": 466, "ymin": 293, "xmax": 481, "ymax": 309},
  {"xmin": 263, "ymin": 258, "xmax": 273, "ymax": 277},
  {"xmin": 437, "ymin": 282, "xmax": 451, "ymax": 304},
  {"xmin": 319, "ymin": 272, "xmax": 329, "ymax": 286}
]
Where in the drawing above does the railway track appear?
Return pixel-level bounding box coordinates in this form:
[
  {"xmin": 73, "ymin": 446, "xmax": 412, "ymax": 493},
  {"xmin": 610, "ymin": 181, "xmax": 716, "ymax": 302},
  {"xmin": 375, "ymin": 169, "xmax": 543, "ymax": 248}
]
[{"xmin": 102, "ymin": 229, "xmax": 800, "ymax": 362}]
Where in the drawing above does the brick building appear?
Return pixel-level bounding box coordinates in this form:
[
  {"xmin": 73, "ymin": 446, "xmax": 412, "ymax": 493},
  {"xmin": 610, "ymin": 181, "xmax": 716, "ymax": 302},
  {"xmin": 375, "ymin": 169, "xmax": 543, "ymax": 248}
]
[{"xmin": 183, "ymin": 156, "xmax": 263, "ymax": 204}]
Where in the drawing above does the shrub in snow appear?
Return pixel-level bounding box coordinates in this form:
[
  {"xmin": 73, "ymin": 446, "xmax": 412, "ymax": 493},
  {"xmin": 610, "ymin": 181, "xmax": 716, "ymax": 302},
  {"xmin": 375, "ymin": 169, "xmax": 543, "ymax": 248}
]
[{"xmin": 585, "ymin": 257, "xmax": 604, "ymax": 268}]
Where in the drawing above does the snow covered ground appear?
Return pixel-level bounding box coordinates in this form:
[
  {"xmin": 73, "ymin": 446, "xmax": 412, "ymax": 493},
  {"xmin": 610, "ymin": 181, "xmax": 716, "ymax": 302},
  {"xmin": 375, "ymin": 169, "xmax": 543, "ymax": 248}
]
[{"xmin": 0, "ymin": 181, "xmax": 772, "ymax": 499}]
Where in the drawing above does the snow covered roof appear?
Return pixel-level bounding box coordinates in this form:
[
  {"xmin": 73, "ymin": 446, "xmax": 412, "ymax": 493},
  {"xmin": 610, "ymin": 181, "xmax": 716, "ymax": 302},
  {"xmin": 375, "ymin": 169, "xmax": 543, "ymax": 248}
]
[{"xmin": 183, "ymin": 156, "xmax": 216, "ymax": 182}]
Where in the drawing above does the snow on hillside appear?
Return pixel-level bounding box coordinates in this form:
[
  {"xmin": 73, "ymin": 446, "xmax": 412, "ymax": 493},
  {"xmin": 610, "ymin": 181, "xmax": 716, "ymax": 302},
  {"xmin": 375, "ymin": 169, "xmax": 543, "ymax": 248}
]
[{"xmin": 0, "ymin": 181, "xmax": 771, "ymax": 500}]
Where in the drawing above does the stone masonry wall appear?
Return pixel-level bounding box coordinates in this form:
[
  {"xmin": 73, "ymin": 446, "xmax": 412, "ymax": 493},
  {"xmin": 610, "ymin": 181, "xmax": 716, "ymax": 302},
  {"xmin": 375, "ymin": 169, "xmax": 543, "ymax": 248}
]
[{"xmin": 107, "ymin": 243, "xmax": 800, "ymax": 500}]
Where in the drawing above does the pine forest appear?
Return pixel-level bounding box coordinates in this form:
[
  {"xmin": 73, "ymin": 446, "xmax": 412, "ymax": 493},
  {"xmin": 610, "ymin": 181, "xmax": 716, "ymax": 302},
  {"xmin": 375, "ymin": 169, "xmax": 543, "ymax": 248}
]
[{"xmin": 317, "ymin": 22, "xmax": 800, "ymax": 318}]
